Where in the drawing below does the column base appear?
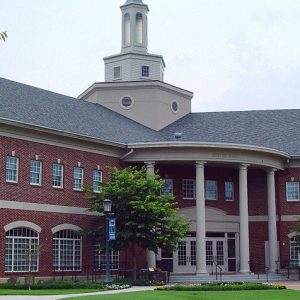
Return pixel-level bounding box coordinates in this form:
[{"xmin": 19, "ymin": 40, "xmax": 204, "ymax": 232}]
[
  {"xmin": 239, "ymin": 270, "xmax": 251, "ymax": 274},
  {"xmin": 196, "ymin": 270, "xmax": 209, "ymax": 276}
]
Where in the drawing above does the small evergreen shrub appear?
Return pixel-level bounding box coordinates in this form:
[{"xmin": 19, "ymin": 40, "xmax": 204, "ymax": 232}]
[
  {"xmin": 156, "ymin": 282, "xmax": 287, "ymax": 291},
  {"xmin": 0, "ymin": 279, "xmax": 130, "ymax": 290}
]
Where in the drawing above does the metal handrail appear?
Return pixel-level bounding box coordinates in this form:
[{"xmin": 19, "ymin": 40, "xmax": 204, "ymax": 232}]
[{"xmin": 212, "ymin": 258, "xmax": 222, "ymax": 281}]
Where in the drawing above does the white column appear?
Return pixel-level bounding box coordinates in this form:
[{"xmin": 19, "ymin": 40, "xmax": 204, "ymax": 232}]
[
  {"xmin": 145, "ymin": 161, "xmax": 156, "ymax": 269},
  {"xmin": 267, "ymin": 168, "xmax": 278, "ymax": 273},
  {"xmin": 239, "ymin": 164, "xmax": 250, "ymax": 273},
  {"xmin": 196, "ymin": 161, "xmax": 208, "ymax": 275}
]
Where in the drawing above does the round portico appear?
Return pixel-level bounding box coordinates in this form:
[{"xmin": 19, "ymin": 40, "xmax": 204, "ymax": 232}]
[{"xmin": 123, "ymin": 142, "xmax": 290, "ymax": 275}]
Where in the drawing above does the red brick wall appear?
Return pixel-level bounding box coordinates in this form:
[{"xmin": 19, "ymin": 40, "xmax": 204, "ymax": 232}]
[
  {"xmin": 0, "ymin": 136, "xmax": 120, "ymax": 207},
  {"xmin": 0, "ymin": 136, "xmax": 128, "ymax": 278}
]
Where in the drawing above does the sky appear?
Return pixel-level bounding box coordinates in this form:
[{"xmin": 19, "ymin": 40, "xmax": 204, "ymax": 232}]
[{"xmin": 0, "ymin": 0, "xmax": 300, "ymax": 113}]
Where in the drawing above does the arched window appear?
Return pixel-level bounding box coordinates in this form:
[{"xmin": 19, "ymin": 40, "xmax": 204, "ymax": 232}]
[
  {"xmin": 53, "ymin": 230, "xmax": 81, "ymax": 271},
  {"xmin": 124, "ymin": 13, "xmax": 131, "ymax": 44},
  {"xmin": 136, "ymin": 13, "xmax": 143, "ymax": 44},
  {"xmin": 94, "ymin": 243, "xmax": 119, "ymax": 270},
  {"xmin": 5, "ymin": 227, "xmax": 39, "ymax": 272}
]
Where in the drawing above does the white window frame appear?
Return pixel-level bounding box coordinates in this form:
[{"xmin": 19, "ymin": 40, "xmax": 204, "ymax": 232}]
[
  {"xmin": 205, "ymin": 180, "xmax": 218, "ymax": 201},
  {"xmin": 73, "ymin": 167, "xmax": 84, "ymax": 191},
  {"xmin": 5, "ymin": 227, "xmax": 39, "ymax": 273},
  {"xmin": 113, "ymin": 66, "xmax": 121, "ymax": 80},
  {"xmin": 94, "ymin": 244, "xmax": 119, "ymax": 271},
  {"xmin": 182, "ymin": 179, "xmax": 196, "ymax": 200},
  {"xmin": 52, "ymin": 164, "xmax": 64, "ymax": 189},
  {"xmin": 286, "ymin": 182, "xmax": 299, "ymax": 202},
  {"xmin": 93, "ymin": 170, "xmax": 102, "ymax": 193},
  {"xmin": 5, "ymin": 156, "xmax": 19, "ymax": 183},
  {"xmin": 225, "ymin": 181, "xmax": 234, "ymax": 201},
  {"xmin": 141, "ymin": 65, "xmax": 149, "ymax": 77},
  {"xmin": 30, "ymin": 160, "xmax": 42, "ymax": 186},
  {"xmin": 53, "ymin": 230, "xmax": 82, "ymax": 272},
  {"xmin": 290, "ymin": 235, "xmax": 300, "ymax": 266}
]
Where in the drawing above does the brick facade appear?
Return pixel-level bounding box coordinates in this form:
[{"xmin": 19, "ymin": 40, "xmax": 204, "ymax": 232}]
[{"xmin": 0, "ymin": 135, "xmax": 300, "ymax": 277}]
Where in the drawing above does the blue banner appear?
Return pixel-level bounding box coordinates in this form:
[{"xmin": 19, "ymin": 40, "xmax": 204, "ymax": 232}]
[{"xmin": 108, "ymin": 218, "xmax": 116, "ymax": 241}]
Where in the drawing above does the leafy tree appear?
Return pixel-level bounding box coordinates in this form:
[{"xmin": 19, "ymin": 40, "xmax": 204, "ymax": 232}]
[
  {"xmin": 86, "ymin": 166, "xmax": 190, "ymax": 279},
  {"xmin": 0, "ymin": 31, "xmax": 8, "ymax": 42}
]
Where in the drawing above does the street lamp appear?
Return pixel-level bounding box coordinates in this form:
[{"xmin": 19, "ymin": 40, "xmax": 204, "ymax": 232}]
[{"xmin": 103, "ymin": 198, "xmax": 113, "ymax": 285}]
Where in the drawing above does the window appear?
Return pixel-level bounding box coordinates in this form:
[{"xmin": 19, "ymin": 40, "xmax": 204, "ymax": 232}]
[
  {"xmin": 290, "ymin": 236, "xmax": 300, "ymax": 266},
  {"xmin": 141, "ymin": 66, "xmax": 149, "ymax": 77},
  {"xmin": 225, "ymin": 181, "xmax": 234, "ymax": 201},
  {"xmin": 5, "ymin": 227, "xmax": 39, "ymax": 272},
  {"xmin": 136, "ymin": 13, "xmax": 143, "ymax": 44},
  {"xmin": 114, "ymin": 66, "xmax": 121, "ymax": 79},
  {"xmin": 124, "ymin": 13, "xmax": 131, "ymax": 44},
  {"xmin": 93, "ymin": 170, "xmax": 102, "ymax": 193},
  {"xmin": 52, "ymin": 164, "xmax": 63, "ymax": 188},
  {"xmin": 73, "ymin": 167, "xmax": 84, "ymax": 191},
  {"xmin": 120, "ymin": 96, "xmax": 134, "ymax": 109},
  {"xmin": 53, "ymin": 230, "xmax": 81, "ymax": 271},
  {"xmin": 286, "ymin": 182, "xmax": 299, "ymax": 201},
  {"xmin": 162, "ymin": 179, "xmax": 173, "ymax": 195},
  {"xmin": 30, "ymin": 160, "xmax": 42, "ymax": 186},
  {"xmin": 182, "ymin": 179, "xmax": 195, "ymax": 199},
  {"xmin": 94, "ymin": 244, "xmax": 119, "ymax": 270},
  {"xmin": 205, "ymin": 180, "xmax": 217, "ymax": 200},
  {"xmin": 171, "ymin": 100, "xmax": 179, "ymax": 113},
  {"xmin": 6, "ymin": 156, "xmax": 18, "ymax": 183}
]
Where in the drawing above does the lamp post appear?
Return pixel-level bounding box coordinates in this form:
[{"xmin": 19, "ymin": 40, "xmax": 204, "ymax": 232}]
[{"xmin": 103, "ymin": 198, "xmax": 113, "ymax": 285}]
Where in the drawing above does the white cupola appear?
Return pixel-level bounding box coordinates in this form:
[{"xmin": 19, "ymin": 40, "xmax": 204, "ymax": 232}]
[
  {"xmin": 121, "ymin": 0, "xmax": 149, "ymax": 54},
  {"xmin": 103, "ymin": 0, "xmax": 165, "ymax": 82}
]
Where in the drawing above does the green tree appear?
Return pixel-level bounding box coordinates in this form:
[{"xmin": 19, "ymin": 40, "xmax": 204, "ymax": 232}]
[
  {"xmin": 86, "ymin": 166, "xmax": 190, "ymax": 279},
  {"xmin": 0, "ymin": 31, "xmax": 8, "ymax": 42}
]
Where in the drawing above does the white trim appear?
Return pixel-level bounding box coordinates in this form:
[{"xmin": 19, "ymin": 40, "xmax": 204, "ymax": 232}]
[
  {"xmin": 0, "ymin": 199, "xmax": 100, "ymax": 216},
  {"xmin": 51, "ymin": 224, "xmax": 82, "ymax": 234},
  {"xmin": 30, "ymin": 160, "xmax": 42, "ymax": 186},
  {"xmin": 5, "ymin": 156, "xmax": 19, "ymax": 183},
  {"xmin": 4, "ymin": 221, "xmax": 42, "ymax": 233},
  {"xmin": 286, "ymin": 182, "xmax": 300, "ymax": 202},
  {"xmin": 127, "ymin": 141, "xmax": 290, "ymax": 158}
]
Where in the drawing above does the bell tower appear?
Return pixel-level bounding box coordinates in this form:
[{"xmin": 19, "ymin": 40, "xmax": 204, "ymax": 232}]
[
  {"xmin": 121, "ymin": 0, "xmax": 149, "ymax": 54},
  {"xmin": 103, "ymin": 0, "xmax": 165, "ymax": 82}
]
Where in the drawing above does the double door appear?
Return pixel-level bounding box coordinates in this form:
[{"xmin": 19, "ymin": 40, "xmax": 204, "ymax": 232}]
[{"xmin": 173, "ymin": 237, "xmax": 227, "ymax": 273}]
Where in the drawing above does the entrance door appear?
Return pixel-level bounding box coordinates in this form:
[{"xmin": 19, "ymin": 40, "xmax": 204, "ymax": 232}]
[
  {"xmin": 173, "ymin": 237, "xmax": 196, "ymax": 273},
  {"xmin": 206, "ymin": 238, "xmax": 227, "ymax": 273},
  {"xmin": 173, "ymin": 237, "xmax": 227, "ymax": 273}
]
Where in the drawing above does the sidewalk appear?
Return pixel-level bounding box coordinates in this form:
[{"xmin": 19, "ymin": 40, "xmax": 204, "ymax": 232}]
[
  {"xmin": 0, "ymin": 286, "xmax": 156, "ymax": 300},
  {"xmin": 276, "ymin": 281, "xmax": 300, "ymax": 290}
]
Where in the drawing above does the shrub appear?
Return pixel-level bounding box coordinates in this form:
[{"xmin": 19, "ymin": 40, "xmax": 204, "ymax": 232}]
[{"xmin": 156, "ymin": 282, "xmax": 286, "ymax": 291}]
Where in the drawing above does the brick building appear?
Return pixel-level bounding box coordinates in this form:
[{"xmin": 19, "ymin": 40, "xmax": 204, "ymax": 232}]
[{"xmin": 0, "ymin": 0, "xmax": 300, "ymax": 279}]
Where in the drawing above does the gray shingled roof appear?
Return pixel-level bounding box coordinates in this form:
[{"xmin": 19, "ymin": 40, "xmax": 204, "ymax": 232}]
[
  {"xmin": 1, "ymin": 77, "xmax": 300, "ymax": 155},
  {"xmin": 0, "ymin": 77, "xmax": 163, "ymax": 145}
]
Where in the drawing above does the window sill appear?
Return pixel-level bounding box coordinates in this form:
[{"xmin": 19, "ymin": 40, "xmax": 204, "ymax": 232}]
[
  {"xmin": 286, "ymin": 199, "xmax": 300, "ymax": 202},
  {"xmin": 53, "ymin": 186, "xmax": 64, "ymax": 190},
  {"xmin": 30, "ymin": 184, "xmax": 42, "ymax": 188},
  {"xmin": 5, "ymin": 181, "xmax": 18, "ymax": 185}
]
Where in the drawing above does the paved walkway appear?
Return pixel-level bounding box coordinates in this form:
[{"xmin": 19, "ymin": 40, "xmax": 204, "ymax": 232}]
[
  {"xmin": 276, "ymin": 281, "xmax": 300, "ymax": 290},
  {"xmin": 0, "ymin": 286, "xmax": 156, "ymax": 300},
  {"xmin": 1, "ymin": 282, "xmax": 300, "ymax": 300}
]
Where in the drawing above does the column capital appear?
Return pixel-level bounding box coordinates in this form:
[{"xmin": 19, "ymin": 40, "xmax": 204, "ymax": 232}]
[
  {"xmin": 267, "ymin": 168, "xmax": 277, "ymax": 175},
  {"xmin": 240, "ymin": 163, "xmax": 250, "ymax": 170},
  {"xmin": 144, "ymin": 161, "xmax": 155, "ymax": 167},
  {"xmin": 196, "ymin": 161, "xmax": 206, "ymax": 167}
]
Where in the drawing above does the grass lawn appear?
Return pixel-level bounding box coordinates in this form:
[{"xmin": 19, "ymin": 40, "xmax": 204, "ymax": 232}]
[
  {"xmin": 0, "ymin": 289, "xmax": 101, "ymax": 295},
  {"xmin": 64, "ymin": 290, "xmax": 300, "ymax": 300}
]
